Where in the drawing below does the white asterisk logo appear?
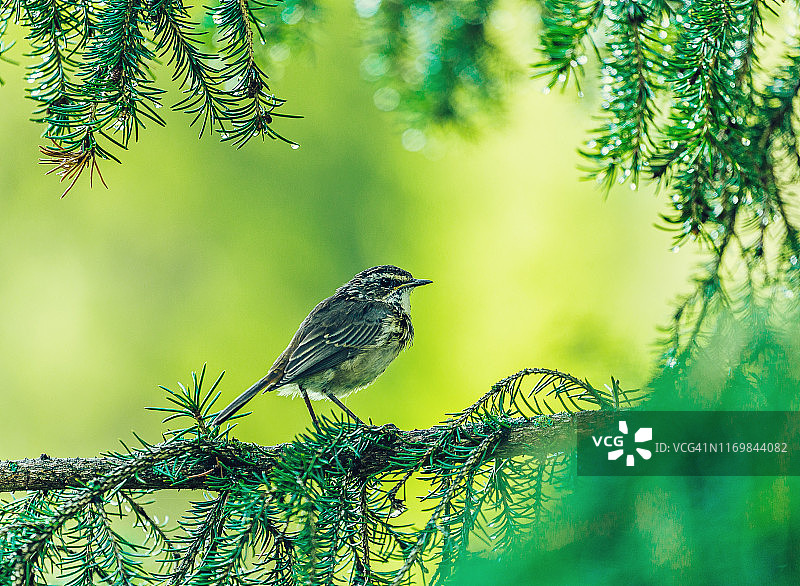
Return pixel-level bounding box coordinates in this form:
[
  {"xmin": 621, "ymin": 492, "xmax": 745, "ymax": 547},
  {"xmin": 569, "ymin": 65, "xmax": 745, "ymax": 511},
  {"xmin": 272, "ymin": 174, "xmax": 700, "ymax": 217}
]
[{"xmin": 608, "ymin": 421, "xmax": 653, "ymax": 467}]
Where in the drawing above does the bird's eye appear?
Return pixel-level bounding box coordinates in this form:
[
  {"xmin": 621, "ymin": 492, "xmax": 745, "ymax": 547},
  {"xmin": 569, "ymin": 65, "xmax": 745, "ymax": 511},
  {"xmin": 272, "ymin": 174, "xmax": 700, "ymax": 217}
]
[{"xmin": 380, "ymin": 277, "xmax": 393, "ymax": 288}]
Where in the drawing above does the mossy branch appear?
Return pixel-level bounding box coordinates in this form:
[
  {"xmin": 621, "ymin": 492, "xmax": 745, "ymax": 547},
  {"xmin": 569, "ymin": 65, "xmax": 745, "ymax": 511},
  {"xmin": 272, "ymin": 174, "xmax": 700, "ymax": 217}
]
[{"xmin": 0, "ymin": 411, "xmax": 613, "ymax": 493}]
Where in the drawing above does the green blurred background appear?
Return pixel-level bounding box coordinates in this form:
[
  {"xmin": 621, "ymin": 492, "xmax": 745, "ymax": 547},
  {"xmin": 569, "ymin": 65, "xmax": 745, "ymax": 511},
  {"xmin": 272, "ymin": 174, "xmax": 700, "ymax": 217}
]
[{"xmin": 0, "ymin": 1, "xmax": 693, "ymax": 460}]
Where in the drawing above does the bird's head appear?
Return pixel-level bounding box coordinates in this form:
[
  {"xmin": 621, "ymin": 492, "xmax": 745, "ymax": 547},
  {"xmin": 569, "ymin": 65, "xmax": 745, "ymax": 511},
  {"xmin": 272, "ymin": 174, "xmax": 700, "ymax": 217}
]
[{"xmin": 339, "ymin": 265, "xmax": 432, "ymax": 308}]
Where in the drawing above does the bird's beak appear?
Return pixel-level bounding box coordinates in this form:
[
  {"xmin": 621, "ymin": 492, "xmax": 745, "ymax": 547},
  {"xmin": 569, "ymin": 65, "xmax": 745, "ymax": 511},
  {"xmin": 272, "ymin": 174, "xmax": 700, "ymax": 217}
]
[{"xmin": 408, "ymin": 278, "xmax": 432, "ymax": 288}]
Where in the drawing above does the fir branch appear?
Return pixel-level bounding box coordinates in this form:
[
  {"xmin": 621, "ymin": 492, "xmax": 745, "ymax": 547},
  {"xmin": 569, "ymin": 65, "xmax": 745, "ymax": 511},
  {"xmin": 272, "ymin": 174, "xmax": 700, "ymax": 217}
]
[
  {"xmin": 4, "ymin": 0, "xmax": 300, "ymax": 192},
  {"xmin": 582, "ymin": 0, "xmax": 662, "ymax": 189},
  {"xmin": 164, "ymin": 492, "xmax": 228, "ymax": 584},
  {"xmin": 34, "ymin": 0, "xmax": 162, "ymax": 197},
  {"xmin": 21, "ymin": 0, "xmax": 84, "ymax": 133},
  {"xmin": 85, "ymin": 498, "xmax": 151, "ymax": 585},
  {"xmin": 533, "ymin": 0, "xmax": 604, "ymax": 92},
  {"xmin": 657, "ymin": 0, "xmax": 747, "ymax": 244},
  {"xmin": 655, "ymin": 7, "xmax": 800, "ymax": 367},
  {"xmin": 2, "ymin": 440, "xmax": 196, "ymax": 585},
  {"xmin": 389, "ymin": 430, "xmax": 499, "ymax": 586},
  {"xmin": 185, "ymin": 480, "xmax": 269, "ymax": 585},
  {"xmin": 56, "ymin": 506, "xmax": 96, "ymax": 585},
  {"xmin": 78, "ymin": 0, "xmax": 164, "ymax": 145},
  {"xmin": 529, "ymin": 0, "xmax": 800, "ymax": 369},
  {"xmin": 210, "ymin": 0, "xmax": 299, "ymax": 147},
  {"xmin": 149, "ymin": 0, "xmax": 226, "ymax": 137}
]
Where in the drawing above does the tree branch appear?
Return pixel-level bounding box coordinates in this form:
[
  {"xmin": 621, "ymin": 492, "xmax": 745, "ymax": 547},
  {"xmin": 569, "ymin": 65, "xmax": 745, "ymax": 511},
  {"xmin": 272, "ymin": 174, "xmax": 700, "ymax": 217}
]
[{"xmin": 0, "ymin": 410, "xmax": 613, "ymax": 492}]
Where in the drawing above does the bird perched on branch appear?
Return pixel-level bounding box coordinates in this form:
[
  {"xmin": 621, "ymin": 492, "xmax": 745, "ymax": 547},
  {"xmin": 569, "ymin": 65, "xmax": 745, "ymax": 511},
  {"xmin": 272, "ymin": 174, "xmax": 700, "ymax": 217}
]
[{"xmin": 213, "ymin": 265, "xmax": 432, "ymax": 427}]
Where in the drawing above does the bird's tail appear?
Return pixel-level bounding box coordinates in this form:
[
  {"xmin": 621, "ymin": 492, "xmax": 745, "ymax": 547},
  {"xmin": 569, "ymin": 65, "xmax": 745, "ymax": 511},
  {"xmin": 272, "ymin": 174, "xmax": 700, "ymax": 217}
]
[{"xmin": 212, "ymin": 373, "xmax": 276, "ymax": 426}]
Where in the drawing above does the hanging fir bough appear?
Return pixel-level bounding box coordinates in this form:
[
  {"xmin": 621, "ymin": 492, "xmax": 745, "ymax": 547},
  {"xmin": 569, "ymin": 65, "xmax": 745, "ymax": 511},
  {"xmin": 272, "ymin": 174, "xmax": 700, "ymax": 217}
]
[
  {"xmin": 0, "ymin": 366, "xmax": 634, "ymax": 585},
  {"xmin": 2, "ymin": 0, "xmax": 311, "ymax": 195},
  {"xmin": 530, "ymin": 0, "xmax": 800, "ymax": 370}
]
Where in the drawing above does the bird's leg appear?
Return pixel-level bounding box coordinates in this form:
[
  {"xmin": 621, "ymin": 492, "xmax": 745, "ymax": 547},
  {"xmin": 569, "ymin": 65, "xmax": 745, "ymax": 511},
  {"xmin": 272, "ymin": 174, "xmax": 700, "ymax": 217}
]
[
  {"xmin": 300, "ymin": 386, "xmax": 319, "ymax": 427},
  {"xmin": 324, "ymin": 390, "xmax": 365, "ymax": 425}
]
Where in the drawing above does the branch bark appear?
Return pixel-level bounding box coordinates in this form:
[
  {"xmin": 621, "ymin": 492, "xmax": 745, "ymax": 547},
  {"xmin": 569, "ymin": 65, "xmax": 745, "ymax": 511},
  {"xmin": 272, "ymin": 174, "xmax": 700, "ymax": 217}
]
[{"xmin": 0, "ymin": 410, "xmax": 614, "ymax": 492}]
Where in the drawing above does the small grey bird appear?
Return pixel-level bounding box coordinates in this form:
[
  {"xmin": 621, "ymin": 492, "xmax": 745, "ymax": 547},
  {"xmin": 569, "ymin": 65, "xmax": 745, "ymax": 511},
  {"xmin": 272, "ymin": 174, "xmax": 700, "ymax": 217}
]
[{"xmin": 213, "ymin": 265, "xmax": 431, "ymax": 427}]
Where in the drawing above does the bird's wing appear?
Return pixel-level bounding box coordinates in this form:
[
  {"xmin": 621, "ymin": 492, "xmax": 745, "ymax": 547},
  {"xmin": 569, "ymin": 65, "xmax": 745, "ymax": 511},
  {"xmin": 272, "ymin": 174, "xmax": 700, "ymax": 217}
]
[{"xmin": 279, "ymin": 299, "xmax": 388, "ymax": 383}]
